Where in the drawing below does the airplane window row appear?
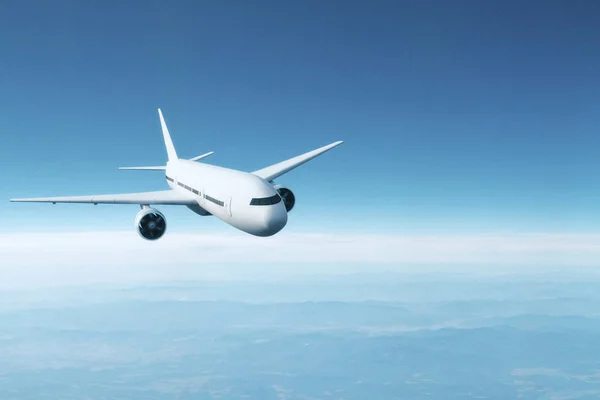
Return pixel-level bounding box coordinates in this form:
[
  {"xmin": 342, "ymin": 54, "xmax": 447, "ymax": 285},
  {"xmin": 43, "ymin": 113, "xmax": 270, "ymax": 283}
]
[
  {"xmin": 204, "ymin": 194, "xmax": 224, "ymax": 207},
  {"xmin": 173, "ymin": 179, "xmax": 200, "ymax": 197},
  {"xmin": 250, "ymin": 194, "xmax": 282, "ymax": 206},
  {"xmin": 169, "ymin": 176, "xmax": 224, "ymax": 207}
]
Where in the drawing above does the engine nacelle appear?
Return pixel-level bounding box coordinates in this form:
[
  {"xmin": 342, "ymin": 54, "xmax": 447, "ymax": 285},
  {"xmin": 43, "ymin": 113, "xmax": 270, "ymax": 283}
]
[
  {"xmin": 135, "ymin": 207, "xmax": 167, "ymax": 240},
  {"xmin": 273, "ymin": 184, "xmax": 295, "ymax": 212}
]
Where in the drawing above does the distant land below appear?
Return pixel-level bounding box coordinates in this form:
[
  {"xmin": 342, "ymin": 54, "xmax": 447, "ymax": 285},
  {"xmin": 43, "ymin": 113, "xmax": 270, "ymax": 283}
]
[{"xmin": 1, "ymin": 269, "xmax": 600, "ymax": 399}]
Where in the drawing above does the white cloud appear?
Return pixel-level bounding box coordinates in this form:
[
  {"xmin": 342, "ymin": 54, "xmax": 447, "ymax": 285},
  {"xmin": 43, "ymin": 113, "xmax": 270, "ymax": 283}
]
[
  {"xmin": 0, "ymin": 231, "xmax": 598, "ymax": 288},
  {"xmin": 1, "ymin": 231, "xmax": 598, "ymax": 265}
]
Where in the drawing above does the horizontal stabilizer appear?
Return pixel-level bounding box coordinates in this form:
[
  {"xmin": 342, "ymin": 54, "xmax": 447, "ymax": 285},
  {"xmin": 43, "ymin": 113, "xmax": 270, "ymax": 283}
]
[
  {"xmin": 189, "ymin": 151, "xmax": 214, "ymax": 162},
  {"xmin": 118, "ymin": 166, "xmax": 166, "ymax": 171}
]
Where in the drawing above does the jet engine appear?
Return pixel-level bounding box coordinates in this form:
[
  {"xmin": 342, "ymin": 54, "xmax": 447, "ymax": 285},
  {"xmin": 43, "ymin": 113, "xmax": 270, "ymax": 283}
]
[
  {"xmin": 273, "ymin": 184, "xmax": 295, "ymax": 212},
  {"xmin": 135, "ymin": 207, "xmax": 167, "ymax": 240}
]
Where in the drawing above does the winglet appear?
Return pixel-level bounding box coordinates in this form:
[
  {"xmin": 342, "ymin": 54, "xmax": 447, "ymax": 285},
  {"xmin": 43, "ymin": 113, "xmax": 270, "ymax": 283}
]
[{"xmin": 158, "ymin": 108, "xmax": 178, "ymax": 162}]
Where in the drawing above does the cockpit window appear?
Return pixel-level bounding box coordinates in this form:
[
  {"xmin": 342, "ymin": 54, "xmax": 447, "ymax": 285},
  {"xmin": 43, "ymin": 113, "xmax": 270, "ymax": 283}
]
[{"xmin": 250, "ymin": 194, "xmax": 282, "ymax": 206}]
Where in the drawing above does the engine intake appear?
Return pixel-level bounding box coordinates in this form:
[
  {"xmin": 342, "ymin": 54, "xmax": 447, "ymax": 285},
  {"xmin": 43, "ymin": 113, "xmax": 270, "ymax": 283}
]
[
  {"xmin": 275, "ymin": 186, "xmax": 295, "ymax": 212},
  {"xmin": 135, "ymin": 208, "xmax": 167, "ymax": 240}
]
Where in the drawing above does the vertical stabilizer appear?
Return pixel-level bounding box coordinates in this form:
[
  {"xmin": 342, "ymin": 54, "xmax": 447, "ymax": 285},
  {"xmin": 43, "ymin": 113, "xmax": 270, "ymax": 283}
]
[{"xmin": 158, "ymin": 108, "xmax": 178, "ymax": 161}]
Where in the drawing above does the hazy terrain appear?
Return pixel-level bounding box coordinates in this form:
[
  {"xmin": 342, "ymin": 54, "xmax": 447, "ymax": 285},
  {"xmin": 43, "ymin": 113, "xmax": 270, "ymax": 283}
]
[{"xmin": 1, "ymin": 270, "xmax": 600, "ymax": 399}]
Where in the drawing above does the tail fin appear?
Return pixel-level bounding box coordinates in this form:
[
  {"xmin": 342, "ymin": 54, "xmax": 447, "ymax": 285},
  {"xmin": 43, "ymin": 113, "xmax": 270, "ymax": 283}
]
[{"xmin": 158, "ymin": 108, "xmax": 178, "ymax": 161}]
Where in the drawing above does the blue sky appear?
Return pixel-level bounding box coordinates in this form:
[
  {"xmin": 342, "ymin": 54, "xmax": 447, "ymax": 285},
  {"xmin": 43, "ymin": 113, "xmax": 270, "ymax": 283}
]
[{"xmin": 1, "ymin": 0, "xmax": 599, "ymax": 235}]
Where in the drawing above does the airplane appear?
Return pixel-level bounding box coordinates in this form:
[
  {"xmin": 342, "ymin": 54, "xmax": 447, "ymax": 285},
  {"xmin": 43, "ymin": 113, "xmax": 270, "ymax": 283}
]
[{"xmin": 10, "ymin": 109, "xmax": 343, "ymax": 240}]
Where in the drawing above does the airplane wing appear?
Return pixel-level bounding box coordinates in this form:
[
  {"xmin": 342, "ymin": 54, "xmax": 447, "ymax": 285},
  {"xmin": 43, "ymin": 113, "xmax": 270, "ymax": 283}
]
[
  {"xmin": 252, "ymin": 141, "xmax": 343, "ymax": 182},
  {"xmin": 9, "ymin": 189, "xmax": 197, "ymax": 205}
]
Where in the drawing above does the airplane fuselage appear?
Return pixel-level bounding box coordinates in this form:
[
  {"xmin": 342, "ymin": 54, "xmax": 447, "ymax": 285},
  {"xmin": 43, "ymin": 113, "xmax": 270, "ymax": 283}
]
[{"xmin": 165, "ymin": 159, "xmax": 288, "ymax": 236}]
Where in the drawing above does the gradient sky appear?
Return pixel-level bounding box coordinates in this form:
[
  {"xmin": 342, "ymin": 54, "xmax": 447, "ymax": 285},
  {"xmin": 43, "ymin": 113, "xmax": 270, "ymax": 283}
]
[{"xmin": 1, "ymin": 0, "xmax": 599, "ymax": 236}]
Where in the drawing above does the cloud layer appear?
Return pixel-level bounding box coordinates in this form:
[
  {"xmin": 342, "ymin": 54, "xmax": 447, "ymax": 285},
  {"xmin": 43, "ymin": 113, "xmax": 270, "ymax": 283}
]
[
  {"xmin": 1, "ymin": 230, "xmax": 598, "ymax": 289},
  {"xmin": 1, "ymin": 231, "xmax": 598, "ymax": 268}
]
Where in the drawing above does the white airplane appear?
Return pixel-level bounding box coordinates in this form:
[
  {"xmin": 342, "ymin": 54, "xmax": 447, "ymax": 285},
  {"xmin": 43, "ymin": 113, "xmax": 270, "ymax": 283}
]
[{"xmin": 10, "ymin": 109, "xmax": 343, "ymax": 240}]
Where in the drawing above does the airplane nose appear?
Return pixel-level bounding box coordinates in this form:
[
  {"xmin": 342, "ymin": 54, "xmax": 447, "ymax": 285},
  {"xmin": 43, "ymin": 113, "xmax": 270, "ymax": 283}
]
[{"xmin": 263, "ymin": 203, "xmax": 288, "ymax": 236}]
